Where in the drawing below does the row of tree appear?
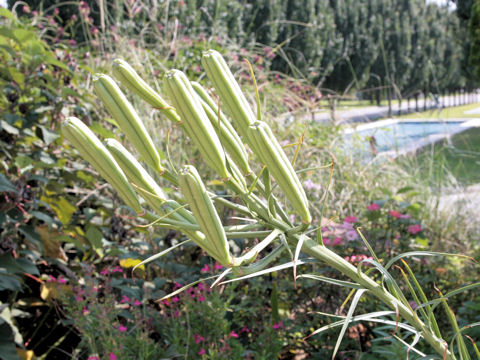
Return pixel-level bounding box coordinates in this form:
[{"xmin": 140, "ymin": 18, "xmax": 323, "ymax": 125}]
[{"xmin": 15, "ymin": 0, "xmax": 480, "ymax": 99}]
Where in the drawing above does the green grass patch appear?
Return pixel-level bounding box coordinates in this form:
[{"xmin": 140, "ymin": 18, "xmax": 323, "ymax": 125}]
[
  {"xmin": 411, "ymin": 126, "xmax": 480, "ymax": 186},
  {"xmin": 395, "ymin": 102, "xmax": 480, "ymax": 119}
]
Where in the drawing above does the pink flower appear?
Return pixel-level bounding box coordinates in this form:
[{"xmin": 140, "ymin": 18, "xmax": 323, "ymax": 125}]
[
  {"xmin": 112, "ymin": 266, "xmax": 123, "ymax": 273},
  {"xmin": 57, "ymin": 276, "xmax": 67, "ymax": 284},
  {"xmin": 120, "ymin": 295, "xmax": 130, "ymax": 303},
  {"xmin": 200, "ymin": 264, "xmax": 210, "ymax": 273},
  {"xmin": 344, "ymin": 216, "xmax": 358, "ymax": 223},
  {"xmin": 407, "ymin": 224, "xmax": 422, "ymax": 235},
  {"xmin": 345, "ymin": 230, "xmax": 359, "ymax": 242},
  {"xmin": 198, "ymin": 348, "xmax": 206, "ymax": 355},
  {"xmin": 197, "ymin": 283, "xmax": 205, "ymax": 291},
  {"xmin": 240, "ymin": 325, "xmax": 250, "ymax": 333},
  {"xmin": 228, "ymin": 331, "xmax": 239, "ymax": 338},
  {"xmin": 82, "ymin": 306, "xmax": 89, "ymax": 315},
  {"xmin": 87, "ymin": 357, "xmax": 100, "ymax": 360},
  {"xmin": 171, "ymin": 296, "xmax": 180, "ymax": 303},
  {"xmin": 367, "ymin": 203, "xmax": 380, "ymax": 211},
  {"xmin": 133, "ymin": 300, "xmax": 142, "ymax": 306},
  {"xmin": 194, "ymin": 334, "xmax": 205, "ymax": 344},
  {"xmin": 118, "ymin": 325, "xmax": 127, "ymax": 332},
  {"xmin": 47, "ymin": 275, "xmax": 56, "ymax": 282},
  {"xmin": 401, "ymin": 214, "xmax": 411, "ymax": 219},
  {"xmin": 333, "ymin": 237, "xmax": 343, "ymax": 246},
  {"xmin": 100, "ymin": 268, "xmax": 109, "ymax": 275},
  {"xmin": 272, "ymin": 322, "xmax": 284, "ymax": 330},
  {"xmin": 214, "ymin": 262, "xmax": 223, "ymax": 270},
  {"xmin": 388, "ymin": 210, "xmax": 402, "ymax": 219},
  {"xmin": 323, "ymin": 237, "xmax": 331, "ymax": 246},
  {"xmin": 109, "ymin": 353, "xmax": 117, "ymax": 360},
  {"xmin": 22, "ymin": 5, "xmax": 31, "ymax": 14},
  {"xmin": 303, "ymin": 179, "xmax": 321, "ymax": 191},
  {"xmin": 289, "ymin": 214, "xmax": 296, "ymax": 223},
  {"xmin": 197, "ymin": 295, "xmax": 206, "ymax": 302},
  {"xmin": 173, "ymin": 282, "xmax": 182, "ymax": 290}
]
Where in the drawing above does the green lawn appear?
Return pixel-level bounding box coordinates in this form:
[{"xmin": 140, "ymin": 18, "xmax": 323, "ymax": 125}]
[
  {"xmin": 412, "ymin": 126, "xmax": 480, "ymax": 185},
  {"xmin": 395, "ymin": 102, "xmax": 480, "ymax": 119}
]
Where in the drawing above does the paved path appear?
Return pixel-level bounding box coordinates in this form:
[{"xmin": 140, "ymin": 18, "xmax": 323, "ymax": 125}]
[{"xmin": 311, "ymin": 95, "xmax": 479, "ymax": 123}]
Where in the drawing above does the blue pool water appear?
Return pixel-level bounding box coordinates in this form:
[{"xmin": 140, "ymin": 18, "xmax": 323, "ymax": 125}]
[{"xmin": 345, "ymin": 121, "xmax": 467, "ymax": 154}]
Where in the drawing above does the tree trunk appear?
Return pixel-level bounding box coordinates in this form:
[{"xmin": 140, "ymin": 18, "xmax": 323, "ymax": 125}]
[
  {"xmin": 423, "ymin": 88, "xmax": 427, "ymax": 111},
  {"xmin": 415, "ymin": 93, "xmax": 419, "ymax": 112}
]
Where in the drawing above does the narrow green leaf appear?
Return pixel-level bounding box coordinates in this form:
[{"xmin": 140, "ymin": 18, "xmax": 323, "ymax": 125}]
[{"xmin": 132, "ymin": 239, "xmax": 191, "ymax": 274}]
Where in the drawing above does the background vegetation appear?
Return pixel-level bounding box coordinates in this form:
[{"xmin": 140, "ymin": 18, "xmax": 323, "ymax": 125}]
[{"xmin": 0, "ymin": 1, "xmax": 479, "ymax": 359}]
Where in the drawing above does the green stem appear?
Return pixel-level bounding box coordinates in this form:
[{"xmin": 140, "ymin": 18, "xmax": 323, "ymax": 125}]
[{"xmin": 299, "ymin": 237, "xmax": 452, "ymax": 359}]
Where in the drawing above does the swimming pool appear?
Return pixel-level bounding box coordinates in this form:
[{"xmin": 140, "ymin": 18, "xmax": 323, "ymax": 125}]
[{"xmin": 343, "ymin": 119, "xmax": 480, "ymax": 156}]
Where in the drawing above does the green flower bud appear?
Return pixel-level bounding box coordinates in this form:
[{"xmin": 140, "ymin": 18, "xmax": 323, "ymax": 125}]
[
  {"xmin": 62, "ymin": 117, "xmax": 142, "ymax": 213},
  {"xmin": 112, "ymin": 59, "xmax": 181, "ymax": 123},
  {"xmin": 93, "ymin": 74, "xmax": 164, "ymax": 174}
]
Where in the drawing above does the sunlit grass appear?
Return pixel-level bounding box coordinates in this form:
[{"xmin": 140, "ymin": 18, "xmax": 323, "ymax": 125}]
[{"xmin": 395, "ymin": 102, "xmax": 480, "ymax": 119}]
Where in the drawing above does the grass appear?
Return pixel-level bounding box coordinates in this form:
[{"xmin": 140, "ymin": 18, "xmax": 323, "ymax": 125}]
[
  {"xmin": 395, "ymin": 102, "xmax": 480, "ymax": 119},
  {"xmin": 412, "ymin": 127, "xmax": 480, "ymax": 186}
]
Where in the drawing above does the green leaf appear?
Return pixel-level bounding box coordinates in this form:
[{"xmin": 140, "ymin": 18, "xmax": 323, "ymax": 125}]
[
  {"xmin": 42, "ymin": 197, "xmax": 76, "ymax": 225},
  {"xmin": 17, "ymin": 225, "xmax": 41, "ymax": 247},
  {"xmin": 14, "ymin": 155, "xmax": 32, "ymax": 170},
  {"xmin": 0, "ymin": 120, "xmax": 19, "ymax": 135},
  {"xmin": 30, "ymin": 211, "xmax": 54, "ymax": 227},
  {"xmin": 0, "ymin": 44, "xmax": 17, "ymax": 58},
  {"xmin": 36, "ymin": 125, "xmax": 59, "ymax": 145},
  {"xmin": 0, "ymin": 174, "xmax": 18, "ymax": 194},
  {"xmin": 0, "ymin": 272, "xmax": 22, "ymax": 292},
  {"xmin": 0, "ymin": 322, "xmax": 20, "ymax": 360},
  {"xmin": 0, "ymin": 8, "xmax": 15, "ymax": 20},
  {"xmin": 86, "ymin": 226, "xmax": 103, "ymax": 250},
  {"xmin": 332, "ymin": 289, "xmax": 368, "ymax": 359},
  {"xmin": 297, "ymin": 274, "xmax": 363, "ymax": 289},
  {"xmin": 0, "ymin": 254, "xmax": 38, "ymax": 276},
  {"xmin": 90, "ymin": 121, "xmax": 115, "ymax": 138}
]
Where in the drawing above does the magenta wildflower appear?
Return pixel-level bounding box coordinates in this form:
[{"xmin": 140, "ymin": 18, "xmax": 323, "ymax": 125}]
[
  {"xmin": 120, "ymin": 295, "xmax": 130, "ymax": 304},
  {"xmin": 240, "ymin": 325, "xmax": 250, "ymax": 333},
  {"xmin": 22, "ymin": 5, "xmax": 31, "ymax": 14},
  {"xmin": 87, "ymin": 357, "xmax": 100, "ymax": 360},
  {"xmin": 112, "ymin": 266, "xmax": 123, "ymax": 273},
  {"xmin": 228, "ymin": 331, "xmax": 239, "ymax": 338},
  {"xmin": 109, "ymin": 353, "xmax": 117, "ymax": 360},
  {"xmin": 194, "ymin": 334, "xmax": 206, "ymax": 344},
  {"xmin": 388, "ymin": 210, "xmax": 402, "ymax": 219},
  {"xmin": 118, "ymin": 325, "xmax": 127, "ymax": 332},
  {"xmin": 407, "ymin": 224, "xmax": 422, "ymax": 235},
  {"xmin": 344, "ymin": 216, "xmax": 358, "ymax": 223},
  {"xmin": 57, "ymin": 276, "xmax": 67, "ymax": 284},
  {"xmin": 82, "ymin": 306, "xmax": 89, "ymax": 315},
  {"xmin": 333, "ymin": 237, "xmax": 343, "ymax": 246},
  {"xmin": 197, "ymin": 283, "xmax": 205, "ymax": 291},
  {"xmin": 214, "ymin": 262, "xmax": 223, "ymax": 270},
  {"xmin": 171, "ymin": 296, "xmax": 180, "ymax": 303},
  {"xmin": 345, "ymin": 230, "xmax": 359, "ymax": 242},
  {"xmin": 200, "ymin": 264, "xmax": 210, "ymax": 273},
  {"xmin": 100, "ymin": 268, "xmax": 109, "ymax": 275},
  {"xmin": 173, "ymin": 282, "xmax": 182, "ymax": 290},
  {"xmin": 367, "ymin": 203, "xmax": 380, "ymax": 211},
  {"xmin": 272, "ymin": 322, "xmax": 284, "ymax": 330},
  {"xmin": 323, "ymin": 237, "xmax": 331, "ymax": 246},
  {"xmin": 198, "ymin": 348, "xmax": 206, "ymax": 355},
  {"xmin": 289, "ymin": 214, "xmax": 296, "ymax": 223},
  {"xmin": 133, "ymin": 300, "xmax": 142, "ymax": 306}
]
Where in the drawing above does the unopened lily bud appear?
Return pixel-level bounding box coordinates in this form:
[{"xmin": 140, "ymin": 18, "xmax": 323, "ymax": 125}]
[
  {"xmin": 163, "ymin": 70, "xmax": 230, "ymax": 180},
  {"xmin": 191, "ymin": 81, "xmax": 252, "ymax": 176},
  {"xmin": 248, "ymin": 121, "xmax": 311, "ymax": 224},
  {"xmin": 179, "ymin": 165, "xmax": 233, "ymax": 266},
  {"xmin": 201, "ymin": 50, "xmax": 256, "ymax": 139},
  {"xmin": 93, "ymin": 74, "xmax": 164, "ymax": 174},
  {"xmin": 112, "ymin": 59, "xmax": 181, "ymax": 123},
  {"xmin": 104, "ymin": 138, "xmax": 195, "ymax": 224},
  {"xmin": 62, "ymin": 117, "xmax": 142, "ymax": 213}
]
